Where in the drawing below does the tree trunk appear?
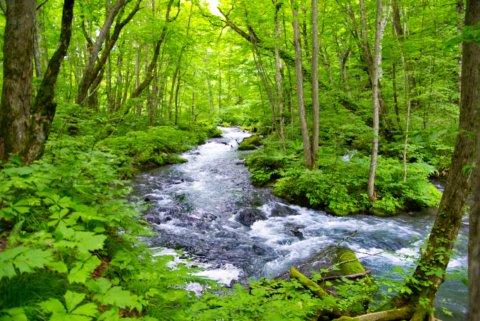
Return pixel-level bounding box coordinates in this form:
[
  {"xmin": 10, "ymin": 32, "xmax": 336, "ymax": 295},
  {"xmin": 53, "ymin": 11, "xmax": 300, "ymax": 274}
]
[
  {"xmin": 390, "ymin": 2, "xmax": 480, "ymax": 319},
  {"xmin": 467, "ymin": 2, "xmax": 480, "ymax": 320},
  {"xmin": 367, "ymin": 0, "xmax": 384, "ymax": 201},
  {"xmin": 33, "ymin": 12, "xmax": 43, "ymax": 78},
  {"xmin": 76, "ymin": 0, "xmax": 128, "ymax": 105},
  {"xmin": 471, "ymin": 134, "xmax": 480, "ymax": 321},
  {"xmin": 273, "ymin": 0, "xmax": 285, "ymax": 145},
  {"xmin": 290, "ymin": 0, "xmax": 313, "ymax": 169},
  {"xmin": 174, "ymin": 74, "xmax": 181, "ymax": 125},
  {"xmin": 0, "ymin": 0, "xmax": 75, "ymax": 163},
  {"xmin": 0, "ymin": 0, "xmax": 36, "ymax": 161},
  {"xmin": 311, "ymin": 0, "xmax": 320, "ymax": 166},
  {"xmin": 24, "ymin": 0, "xmax": 75, "ymax": 162}
]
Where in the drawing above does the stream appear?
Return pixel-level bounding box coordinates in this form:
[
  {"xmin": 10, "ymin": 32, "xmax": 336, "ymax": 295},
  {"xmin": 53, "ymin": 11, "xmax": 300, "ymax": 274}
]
[{"xmin": 132, "ymin": 127, "xmax": 468, "ymax": 321}]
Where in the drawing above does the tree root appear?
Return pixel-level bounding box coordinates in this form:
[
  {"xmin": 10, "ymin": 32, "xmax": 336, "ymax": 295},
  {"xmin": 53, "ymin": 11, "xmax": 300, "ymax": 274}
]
[
  {"xmin": 290, "ymin": 266, "xmax": 329, "ymax": 299},
  {"xmin": 334, "ymin": 306, "xmax": 414, "ymax": 321},
  {"xmin": 319, "ymin": 270, "xmax": 370, "ymax": 282}
]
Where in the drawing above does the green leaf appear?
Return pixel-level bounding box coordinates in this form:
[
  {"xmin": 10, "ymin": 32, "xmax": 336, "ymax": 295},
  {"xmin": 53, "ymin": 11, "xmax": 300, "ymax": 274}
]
[
  {"xmin": 68, "ymin": 255, "xmax": 101, "ymax": 284},
  {"xmin": 74, "ymin": 232, "xmax": 106, "ymax": 254},
  {"xmin": 54, "ymin": 221, "xmax": 75, "ymax": 239},
  {"xmin": 0, "ymin": 246, "xmax": 53, "ymax": 278},
  {"xmin": 86, "ymin": 278, "xmax": 112, "ymax": 294},
  {"xmin": 65, "ymin": 291, "xmax": 86, "ymax": 313},
  {"xmin": 95, "ymin": 286, "xmax": 143, "ymax": 310},
  {"xmin": 48, "ymin": 261, "xmax": 68, "ymax": 274},
  {"xmin": 71, "ymin": 303, "xmax": 98, "ymax": 318},
  {"xmin": 14, "ymin": 248, "xmax": 53, "ymax": 274},
  {"xmin": 39, "ymin": 298, "xmax": 66, "ymax": 314},
  {"xmin": 0, "ymin": 263, "xmax": 16, "ymax": 279},
  {"xmin": 0, "ymin": 307, "xmax": 28, "ymax": 321}
]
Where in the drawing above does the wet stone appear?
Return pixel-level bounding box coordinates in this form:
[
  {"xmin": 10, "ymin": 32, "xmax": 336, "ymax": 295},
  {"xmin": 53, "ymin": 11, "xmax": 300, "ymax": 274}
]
[
  {"xmin": 236, "ymin": 208, "xmax": 267, "ymax": 227},
  {"xmin": 270, "ymin": 203, "xmax": 298, "ymax": 217}
]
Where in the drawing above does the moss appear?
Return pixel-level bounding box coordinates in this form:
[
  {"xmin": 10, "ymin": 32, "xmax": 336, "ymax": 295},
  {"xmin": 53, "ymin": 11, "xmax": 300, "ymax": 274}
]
[
  {"xmin": 333, "ymin": 248, "xmax": 366, "ymax": 275},
  {"xmin": 238, "ymin": 134, "xmax": 262, "ymax": 150}
]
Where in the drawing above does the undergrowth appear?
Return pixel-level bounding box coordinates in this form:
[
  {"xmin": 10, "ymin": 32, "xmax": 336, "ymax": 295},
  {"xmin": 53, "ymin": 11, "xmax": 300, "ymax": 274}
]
[
  {"xmin": 0, "ymin": 106, "xmax": 218, "ymax": 321},
  {"xmin": 245, "ymin": 136, "xmax": 441, "ymax": 216}
]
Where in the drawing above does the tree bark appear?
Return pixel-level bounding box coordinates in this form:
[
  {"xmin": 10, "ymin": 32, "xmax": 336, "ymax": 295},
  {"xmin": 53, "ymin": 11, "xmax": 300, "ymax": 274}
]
[
  {"xmin": 273, "ymin": 0, "xmax": 285, "ymax": 145},
  {"xmin": 471, "ymin": 134, "xmax": 480, "ymax": 321},
  {"xmin": 467, "ymin": 2, "xmax": 480, "ymax": 320},
  {"xmin": 0, "ymin": 0, "xmax": 74, "ymax": 163},
  {"xmin": 290, "ymin": 0, "xmax": 313, "ymax": 169},
  {"xmin": 367, "ymin": 0, "xmax": 384, "ymax": 201},
  {"xmin": 24, "ymin": 0, "xmax": 75, "ymax": 162},
  {"xmin": 0, "ymin": 0, "xmax": 36, "ymax": 161},
  {"xmin": 311, "ymin": 0, "xmax": 320, "ymax": 166}
]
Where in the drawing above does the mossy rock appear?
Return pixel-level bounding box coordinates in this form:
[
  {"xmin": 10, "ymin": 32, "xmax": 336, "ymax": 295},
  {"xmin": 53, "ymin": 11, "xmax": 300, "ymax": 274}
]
[
  {"xmin": 332, "ymin": 247, "xmax": 366, "ymax": 276},
  {"xmin": 238, "ymin": 134, "xmax": 262, "ymax": 150},
  {"xmin": 276, "ymin": 246, "xmax": 366, "ymax": 280}
]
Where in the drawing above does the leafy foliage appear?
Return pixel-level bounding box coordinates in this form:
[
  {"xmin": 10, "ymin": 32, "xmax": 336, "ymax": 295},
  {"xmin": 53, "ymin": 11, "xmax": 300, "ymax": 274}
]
[
  {"xmin": 0, "ymin": 110, "xmax": 221, "ymax": 320},
  {"xmin": 247, "ymin": 142, "xmax": 441, "ymax": 216}
]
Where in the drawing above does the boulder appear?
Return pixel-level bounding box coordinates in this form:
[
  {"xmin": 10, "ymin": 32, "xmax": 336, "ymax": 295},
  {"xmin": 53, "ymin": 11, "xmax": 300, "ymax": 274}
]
[
  {"xmin": 236, "ymin": 208, "xmax": 267, "ymax": 227},
  {"xmin": 270, "ymin": 203, "xmax": 298, "ymax": 217}
]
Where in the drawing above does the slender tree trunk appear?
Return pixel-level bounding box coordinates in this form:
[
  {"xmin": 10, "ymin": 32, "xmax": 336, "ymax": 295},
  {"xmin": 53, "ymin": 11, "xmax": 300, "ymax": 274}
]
[
  {"xmin": 273, "ymin": 0, "xmax": 285, "ymax": 145},
  {"xmin": 206, "ymin": 72, "xmax": 214, "ymax": 114},
  {"xmin": 347, "ymin": 0, "xmax": 393, "ymax": 139},
  {"xmin": 301, "ymin": 5, "xmax": 310, "ymax": 65},
  {"xmin": 174, "ymin": 74, "xmax": 181, "ymax": 125},
  {"xmin": 367, "ymin": 0, "xmax": 384, "ymax": 201},
  {"xmin": 291, "ymin": 0, "xmax": 313, "ymax": 169},
  {"xmin": 76, "ymin": 0, "xmax": 126, "ymax": 105},
  {"xmin": 311, "ymin": 0, "xmax": 320, "ymax": 166},
  {"xmin": 218, "ymin": 62, "xmax": 222, "ymax": 111},
  {"xmin": 402, "ymin": 58, "xmax": 411, "ymax": 183}
]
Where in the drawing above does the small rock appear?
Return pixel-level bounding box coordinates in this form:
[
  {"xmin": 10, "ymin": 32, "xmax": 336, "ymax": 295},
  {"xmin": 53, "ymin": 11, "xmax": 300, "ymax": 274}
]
[
  {"xmin": 270, "ymin": 203, "xmax": 298, "ymax": 217},
  {"xmin": 236, "ymin": 208, "xmax": 267, "ymax": 227}
]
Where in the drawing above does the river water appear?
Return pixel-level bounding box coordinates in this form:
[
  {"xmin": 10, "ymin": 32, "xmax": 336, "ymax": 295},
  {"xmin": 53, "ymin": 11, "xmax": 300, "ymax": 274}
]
[{"xmin": 132, "ymin": 127, "xmax": 468, "ymax": 320}]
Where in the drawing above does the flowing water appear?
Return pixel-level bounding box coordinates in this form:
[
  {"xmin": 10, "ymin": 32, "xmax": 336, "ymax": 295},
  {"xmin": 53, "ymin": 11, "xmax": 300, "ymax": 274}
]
[{"xmin": 132, "ymin": 127, "xmax": 468, "ymax": 320}]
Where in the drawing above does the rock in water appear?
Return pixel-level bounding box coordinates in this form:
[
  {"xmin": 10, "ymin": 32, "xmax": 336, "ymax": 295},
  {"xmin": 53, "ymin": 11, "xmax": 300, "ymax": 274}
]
[
  {"xmin": 236, "ymin": 208, "xmax": 267, "ymax": 227},
  {"xmin": 270, "ymin": 203, "xmax": 298, "ymax": 217}
]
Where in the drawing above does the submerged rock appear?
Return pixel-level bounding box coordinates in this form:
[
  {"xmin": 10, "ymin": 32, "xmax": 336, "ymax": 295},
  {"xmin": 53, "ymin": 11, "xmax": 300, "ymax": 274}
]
[
  {"xmin": 270, "ymin": 203, "xmax": 298, "ymax": 217},
  {"xmin": 236, "ymin": 208, "xmax": 267, "ymax": 226}
]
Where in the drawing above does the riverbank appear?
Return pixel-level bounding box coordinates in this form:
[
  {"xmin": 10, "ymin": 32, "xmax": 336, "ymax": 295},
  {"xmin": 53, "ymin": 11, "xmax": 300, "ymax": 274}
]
[
  {"xmin": 242, "ymin": 134, "xmax": 442, "ymax": 216},
  {"xmin": 0, "ymin": 114, "xmax": 221, "ymax": 320}
]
